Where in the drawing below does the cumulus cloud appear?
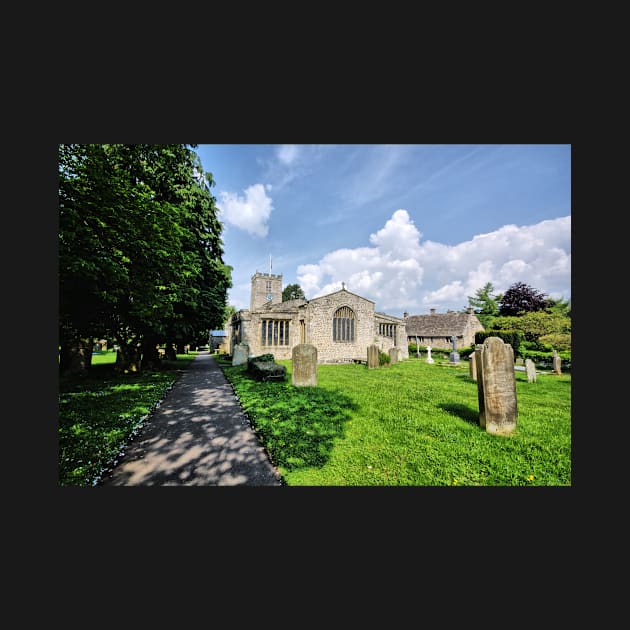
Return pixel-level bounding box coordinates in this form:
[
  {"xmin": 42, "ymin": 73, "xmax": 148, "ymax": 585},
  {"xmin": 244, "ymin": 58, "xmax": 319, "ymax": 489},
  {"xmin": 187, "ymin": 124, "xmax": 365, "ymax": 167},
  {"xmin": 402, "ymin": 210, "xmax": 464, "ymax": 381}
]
[
  {"xmin": 297, "ymin": 210, "xmax": 571, "ymax": 314},
  {"xmin": 217, "ymin": 183, "xmax": 273, "ymax": 238}
]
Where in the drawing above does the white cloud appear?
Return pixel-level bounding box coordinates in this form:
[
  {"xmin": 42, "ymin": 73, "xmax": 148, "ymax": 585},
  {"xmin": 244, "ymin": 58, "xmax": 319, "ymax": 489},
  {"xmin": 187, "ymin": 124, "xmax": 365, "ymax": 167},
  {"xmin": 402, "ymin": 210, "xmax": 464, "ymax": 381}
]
[
  {"xmin": 217, "ymin": 183, "xmax": 273, "ymax": 238},
  {"xmin": 297, "ymin": 210, "xmax": 571, "ymax": 315},
  {"xmin": 276, "ymin": 144, "xmax": 299, "ymax": 166}
]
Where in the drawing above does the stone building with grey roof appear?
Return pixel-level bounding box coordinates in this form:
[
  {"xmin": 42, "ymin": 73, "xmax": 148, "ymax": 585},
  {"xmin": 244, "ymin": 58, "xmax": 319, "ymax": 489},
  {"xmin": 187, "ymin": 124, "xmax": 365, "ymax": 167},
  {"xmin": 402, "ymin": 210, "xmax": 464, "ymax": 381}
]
[
  {"xmin": 229, "ymin": 272, "xmax": 408, "ymax": 364},
  {"xmin": 403, "ymin": 308, "xmax": 485, "ymax": 351}
]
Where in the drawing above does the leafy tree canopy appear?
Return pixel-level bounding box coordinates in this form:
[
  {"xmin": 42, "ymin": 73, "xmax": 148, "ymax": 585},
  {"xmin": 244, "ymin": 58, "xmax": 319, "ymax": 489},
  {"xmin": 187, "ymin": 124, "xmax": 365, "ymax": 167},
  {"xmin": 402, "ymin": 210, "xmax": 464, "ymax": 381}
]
[
  {"xmin": 467, "ymin": 282, "xmax": 501, "ymax": 327},
  {"xmin": 59, "ymin": 143, "xmax": 232, "ymax": 372},
  {"xmin": 498, "ymin": 282, "xmax": 548, "ymax": 316},
  {"xmin": 282, "ymin": 283, "xmax": 305, "ymax": 301}
]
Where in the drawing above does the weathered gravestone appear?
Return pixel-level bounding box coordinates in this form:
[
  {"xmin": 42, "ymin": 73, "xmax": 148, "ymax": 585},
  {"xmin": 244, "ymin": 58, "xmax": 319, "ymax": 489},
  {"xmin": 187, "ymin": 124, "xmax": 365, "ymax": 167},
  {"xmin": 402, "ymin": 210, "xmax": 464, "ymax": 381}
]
[
  {"xmin": 525, "ymin": 358, "xmax": 537, "ymax": 383},
  {"xmin": 448, "ymin": 335, "xmax": 460, "ymax": 365},
  {"xmin": 389, "ymin": 347, "xmax": 402, "ymax": 364},
  {"xmin": 292, "ymin": 344, "xmax": 318, "ymax": 387},
  {"xmin": 232, "ymin": 342, "xmax": 249, "ymax": 366},
  {"xmin": 476, "ymin": 337, "xmax": 518, "ymax": 435},
  {"xmin": 367, "ymin": 344, "xmax": 380, "ymax": 369},
  {"xmin": 552, "ymin": 350, "xmax": 562, "ymax": 375},
  {"xmin": 426, "ymin": 346, "xmax": 434, "ymax": 364},
  {"xmin": 469, "ymin": 351, "xmax": 477, "ymax": 381}
]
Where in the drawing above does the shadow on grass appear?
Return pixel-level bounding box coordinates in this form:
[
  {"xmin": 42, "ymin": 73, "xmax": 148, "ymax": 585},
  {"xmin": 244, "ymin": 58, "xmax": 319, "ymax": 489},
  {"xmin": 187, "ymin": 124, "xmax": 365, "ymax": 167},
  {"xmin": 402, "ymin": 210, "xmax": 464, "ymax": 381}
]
[
  {"xmin": 438, "ymin": 402, "xmax": 479, "ymax": 426},
  {"xmin": 221, "ymin": 363, "xmax": 358, "ymax": 472}
]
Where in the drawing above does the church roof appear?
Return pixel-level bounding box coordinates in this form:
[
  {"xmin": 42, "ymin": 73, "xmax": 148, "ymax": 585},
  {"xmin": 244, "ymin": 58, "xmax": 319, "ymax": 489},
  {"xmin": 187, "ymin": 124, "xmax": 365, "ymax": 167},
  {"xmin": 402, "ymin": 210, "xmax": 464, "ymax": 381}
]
[
  {"xmin": 404, "ymin": 312, "xmax": 484, "ymax": 337},
  {"xmin": 309, "ymin": 287, "xmax": 375, "ymax": 305},
  {"xmin": 260, "ymin": 298, "xmax": 307, "ymax": 313}
]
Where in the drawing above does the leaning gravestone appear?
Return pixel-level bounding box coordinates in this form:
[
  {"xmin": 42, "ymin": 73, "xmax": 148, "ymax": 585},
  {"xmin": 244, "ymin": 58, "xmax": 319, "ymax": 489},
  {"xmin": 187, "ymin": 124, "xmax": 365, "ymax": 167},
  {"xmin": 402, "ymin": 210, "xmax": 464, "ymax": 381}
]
[
  {"xmin": 476, "ymin": 337, "xmax": 518, "ymax": 435},
  {"xmin": 525, "ymin": 358, "xmax": 537, "ymax": 383},
  {"xmin": 232, "ymin": 342, "xmax": 249, "ymax": 366},
  {"xmin": 389, "ymin": 347, "xmax": 401, "ymax": 364},
  {"xmin": 469, "ymin": 351, "xmax": 477, "ymax": 381},
  {"xmin": 292, "ymin": 344, "xmax": 318, "ymax": 387},
  {"xmin": 367, "ymin": 344, "xmax": 380, "ymax": 369}
]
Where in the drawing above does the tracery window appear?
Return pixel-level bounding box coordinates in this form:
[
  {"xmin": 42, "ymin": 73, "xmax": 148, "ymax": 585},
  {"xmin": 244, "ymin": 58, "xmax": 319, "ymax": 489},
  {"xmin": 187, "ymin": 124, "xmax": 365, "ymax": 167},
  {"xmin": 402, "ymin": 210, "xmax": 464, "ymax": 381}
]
[
  {"xmin": 333, "ymin": 306, "xmax": 355, "ymax": 342},
  {"xmin": 261, "ymin": 320, "xmax": 290, "ymax": 346}
]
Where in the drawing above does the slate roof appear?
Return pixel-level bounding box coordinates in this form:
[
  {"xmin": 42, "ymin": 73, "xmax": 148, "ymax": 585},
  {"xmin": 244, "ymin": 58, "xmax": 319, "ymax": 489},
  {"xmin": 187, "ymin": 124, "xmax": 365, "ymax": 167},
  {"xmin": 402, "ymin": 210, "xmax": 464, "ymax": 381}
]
[
  {"xmin": 404, "ymin": 312, "xmax": 484, "ymax": 337},
  {"xmin": 260, "ymin": 298, "xmax": 307, "ymax": 313}
]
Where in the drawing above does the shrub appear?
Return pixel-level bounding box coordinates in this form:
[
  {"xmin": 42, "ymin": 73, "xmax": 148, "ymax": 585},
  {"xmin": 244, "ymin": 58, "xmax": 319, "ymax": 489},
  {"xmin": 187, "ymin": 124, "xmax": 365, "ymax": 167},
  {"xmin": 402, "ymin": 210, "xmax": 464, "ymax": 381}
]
[
  {"xmin": 475, "ymin": 330, "xmax": 525, "ymax": 356},
  {"xmin": 379, "ymin": 351, "xmax": 391, "ymax": 366}
]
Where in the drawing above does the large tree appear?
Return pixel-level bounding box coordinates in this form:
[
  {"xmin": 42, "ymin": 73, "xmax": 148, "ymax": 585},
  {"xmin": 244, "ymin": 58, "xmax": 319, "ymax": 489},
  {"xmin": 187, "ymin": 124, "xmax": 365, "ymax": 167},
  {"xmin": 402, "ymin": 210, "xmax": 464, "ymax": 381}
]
[
  {"xmin": 498, "ymin": 282, "xmax": 548, "ymax": 316},
  {"xmin": 282, "ymin": 283, "xmax": 305, "ymax": 301},
  {"xmin": 59, "ymin": 144, "xmax": 231, "ymax": 375}
]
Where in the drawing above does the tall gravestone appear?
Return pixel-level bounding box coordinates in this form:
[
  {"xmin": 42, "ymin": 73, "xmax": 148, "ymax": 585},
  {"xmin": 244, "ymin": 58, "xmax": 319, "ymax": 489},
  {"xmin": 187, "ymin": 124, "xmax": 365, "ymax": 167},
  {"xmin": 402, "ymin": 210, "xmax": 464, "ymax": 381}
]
[
  {"xmin": 469, "ymin": 351, "xmax": 477, "ymax": 381},
  {"xmin": 448, "ymin": 335, "xmax": 460, "ymax": 364},
  {"xmin": 232, "ymin": 342, "xmax": 249, "ymax": 366},
  {"xmin": 367, "ymin": 344, "xmax": 379, "ymax": 369},
  {"xmin": 525, "ymin": 358, "xmax": 537, "ymax": 383},
  {"xmin": 552, "ymin": 350, "xmax": 562, "ymax": 375},
  {"xmin": 426, "ymin": 346, "xmax": 434, "ymax": 364},
  {"xmin": 476, "ymin": 337, "xmax": 518, "ymax": 435},
  {"xmin": 292, "ymin": 344, "xmax": 318, "ymax": 386}
]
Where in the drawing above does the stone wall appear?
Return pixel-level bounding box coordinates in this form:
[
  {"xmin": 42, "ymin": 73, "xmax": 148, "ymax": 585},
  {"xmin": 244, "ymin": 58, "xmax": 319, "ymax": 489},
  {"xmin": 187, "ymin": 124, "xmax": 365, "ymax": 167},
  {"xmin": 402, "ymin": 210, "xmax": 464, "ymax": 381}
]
[
  {"xmin": 250, "ymin": 272, "xmax": 283, "ymax": 311},
  {"xmin": 231, "ymin": 276, "xmax": 408, "ymax": 364}
]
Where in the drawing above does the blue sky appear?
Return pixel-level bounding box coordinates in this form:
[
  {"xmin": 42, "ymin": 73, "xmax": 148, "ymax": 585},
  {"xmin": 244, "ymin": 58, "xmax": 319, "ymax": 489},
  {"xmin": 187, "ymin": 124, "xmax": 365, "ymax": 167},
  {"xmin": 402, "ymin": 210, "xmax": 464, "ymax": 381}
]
[{"xmin": 194, "ymin": 144, "xmax": 571, "ymax": 318}]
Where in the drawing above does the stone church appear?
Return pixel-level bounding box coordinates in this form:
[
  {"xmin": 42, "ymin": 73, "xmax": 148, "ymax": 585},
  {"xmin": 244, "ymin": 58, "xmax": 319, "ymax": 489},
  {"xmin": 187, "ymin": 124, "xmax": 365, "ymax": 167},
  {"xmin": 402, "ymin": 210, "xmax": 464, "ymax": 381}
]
[{"xmin": 229, "ymin": 272, "xmax": 408, "ymax": 364}]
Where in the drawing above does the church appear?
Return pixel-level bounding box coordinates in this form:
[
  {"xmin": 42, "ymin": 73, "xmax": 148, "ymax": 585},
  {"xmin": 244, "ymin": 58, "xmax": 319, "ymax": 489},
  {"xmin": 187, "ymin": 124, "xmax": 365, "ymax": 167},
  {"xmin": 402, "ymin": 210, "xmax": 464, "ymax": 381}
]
[{"xmin": 229, "ymin": 271, "xmax": 408, "ymax": 364}]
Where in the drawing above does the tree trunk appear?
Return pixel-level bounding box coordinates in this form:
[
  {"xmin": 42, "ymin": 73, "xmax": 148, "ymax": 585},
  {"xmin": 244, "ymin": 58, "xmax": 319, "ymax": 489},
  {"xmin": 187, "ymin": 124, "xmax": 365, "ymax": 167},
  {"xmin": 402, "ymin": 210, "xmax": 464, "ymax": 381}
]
[
  {"xmin": 141, "ymin": 335, "xmax": 162, "ymax": 371},
  {"xmin": 115, "ymin": 340, "xmax": 142, "ymax": 373},
  {"xmin": 165, "ymin": 341, "xmax": 177, "ymax": 361},
  {"xmin": 59, "ymin": 337, "xmax": 92, "ymax": 377},
  {"xmin": 177, "ymin": 341, "xmax": 186, "ymax": 355}
]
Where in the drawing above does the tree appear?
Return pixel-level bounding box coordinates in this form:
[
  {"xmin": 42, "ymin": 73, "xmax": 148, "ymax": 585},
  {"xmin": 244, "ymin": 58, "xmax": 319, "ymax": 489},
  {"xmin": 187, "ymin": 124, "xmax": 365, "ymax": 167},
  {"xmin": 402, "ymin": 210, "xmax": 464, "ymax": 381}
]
[
  {"xmin": 467, "ymin": 282, "xmax": 501, "ymax": 328},
  {"xmin": 59, "ymin": 144, "xmax": 232, "ymax": 375},
  {"xmin": 282, "ymin": 283, "xmax": 305, "ymax": 301},
  {"xmin": 223, "ymin": 305, "xmax": 237, "ymax": 326},
  {"xmin": 546, "ymin": 296, "xmax": 571, "ymax": 318},
  {"xmin": 498, "ymin": 282, "xmax": 548, "ymax": 316}
]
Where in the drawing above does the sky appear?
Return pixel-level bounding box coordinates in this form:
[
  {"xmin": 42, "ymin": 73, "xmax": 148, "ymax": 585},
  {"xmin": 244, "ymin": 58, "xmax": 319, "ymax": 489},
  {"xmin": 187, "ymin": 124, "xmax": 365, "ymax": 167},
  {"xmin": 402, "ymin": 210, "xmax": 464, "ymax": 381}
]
[{"xmin": 194, "ymin": 144, "xmax": 571, "ymax": 319}]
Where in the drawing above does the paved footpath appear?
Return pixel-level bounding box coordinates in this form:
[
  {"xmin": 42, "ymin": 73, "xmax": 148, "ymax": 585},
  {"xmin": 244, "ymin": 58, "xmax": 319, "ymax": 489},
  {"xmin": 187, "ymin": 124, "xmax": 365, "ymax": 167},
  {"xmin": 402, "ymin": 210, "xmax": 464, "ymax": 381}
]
[{"xmin": 99, "ymin": 352, "xmax": 283, "ymax": 486}]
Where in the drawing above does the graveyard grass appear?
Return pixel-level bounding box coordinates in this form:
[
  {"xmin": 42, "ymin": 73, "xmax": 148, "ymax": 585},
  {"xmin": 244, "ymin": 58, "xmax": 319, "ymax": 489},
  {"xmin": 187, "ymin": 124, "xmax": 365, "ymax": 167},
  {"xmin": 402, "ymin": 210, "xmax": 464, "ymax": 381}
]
[
  {"xmin": 217, "ymin": 356, "xmax": 571, "ymax": 486},
  {"xmin": 59, "ymin": 351, "xmax": 571, "ymax": 486},
  {"xmin": 58, "ymin": 351, "xmax": 198, "ymax": 486}
]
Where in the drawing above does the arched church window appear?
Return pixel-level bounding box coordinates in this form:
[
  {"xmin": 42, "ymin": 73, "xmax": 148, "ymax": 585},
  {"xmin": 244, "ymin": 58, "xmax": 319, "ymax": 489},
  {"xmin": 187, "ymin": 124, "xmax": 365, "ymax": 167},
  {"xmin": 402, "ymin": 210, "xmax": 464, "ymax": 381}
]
[{"xmin": 333, "ymin": 306, "xmax": 355, "ymax": 342}]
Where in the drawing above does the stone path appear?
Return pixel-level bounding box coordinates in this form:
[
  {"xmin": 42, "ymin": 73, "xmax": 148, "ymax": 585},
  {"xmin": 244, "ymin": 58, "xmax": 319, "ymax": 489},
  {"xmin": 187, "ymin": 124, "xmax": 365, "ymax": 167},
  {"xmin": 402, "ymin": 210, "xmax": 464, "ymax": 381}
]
[{"xmin": 99, "ymin": 352, "xmax": 283, "ymax": 486}]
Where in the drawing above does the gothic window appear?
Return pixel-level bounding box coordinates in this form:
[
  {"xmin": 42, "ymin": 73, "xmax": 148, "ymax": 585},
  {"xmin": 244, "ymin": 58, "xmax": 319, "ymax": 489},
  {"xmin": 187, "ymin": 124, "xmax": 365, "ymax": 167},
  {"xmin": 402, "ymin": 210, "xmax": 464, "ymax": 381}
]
[
  {"xmin": 261, "ymin": 320, "xmax": 290, "ymax": 346},
  {"xmin": 333, "ymin": 306, "xmax": 355, "ymax": 342}
]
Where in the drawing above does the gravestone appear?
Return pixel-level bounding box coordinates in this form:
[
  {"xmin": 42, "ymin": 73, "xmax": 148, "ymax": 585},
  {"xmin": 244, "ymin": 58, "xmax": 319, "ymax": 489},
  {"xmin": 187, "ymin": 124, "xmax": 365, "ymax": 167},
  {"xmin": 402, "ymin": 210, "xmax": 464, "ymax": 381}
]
[
  {"xmin": 426, "ymin": 346, "xmax": 434, "ymax": 364},
  {"xmin": 525, "ymin": 358, "xmax": 537, "ymax": 383},
  {"xmin": 367, "ymin": 344, "xmax": 379, "ymax": 369},
  {"xmin": 232, "ymin": 342, "xmax": 249, "ymax": 366},
  {"xmin": 552, "ymin": 350, "xmax": 562, "ymax": 375},
  {"xmin": 476, "ymin": 337, "xmax": 518, "ymax": 435},
  {"xmin": 469, "ymin": 351, "xmax": 477, "ymax": 381},
  {"xmin": 448, "ymin": 335, "xmax": 460, "ymax": 365},
  {"xmin": 292, "ymin": 344, "xmax": 318, "ymax": 386},
  {"xmin": 389, "ymin": 347, "xmax": 401, "ymax": 364},
  {"xmin": 515, "ymin": 357, "xmax": 524, "ymax": 366}
]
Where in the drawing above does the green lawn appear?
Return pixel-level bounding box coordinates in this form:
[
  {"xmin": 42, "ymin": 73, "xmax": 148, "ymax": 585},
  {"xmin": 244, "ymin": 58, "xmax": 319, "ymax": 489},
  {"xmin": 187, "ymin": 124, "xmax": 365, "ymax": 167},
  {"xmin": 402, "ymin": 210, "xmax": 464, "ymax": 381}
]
[
  {"xmin": 217, "ymin": 356, "xmax": 571, "ymax": 486},
  {"xmin": 59, "ymin": 352, "xmax": 571, "ymax": 487}
]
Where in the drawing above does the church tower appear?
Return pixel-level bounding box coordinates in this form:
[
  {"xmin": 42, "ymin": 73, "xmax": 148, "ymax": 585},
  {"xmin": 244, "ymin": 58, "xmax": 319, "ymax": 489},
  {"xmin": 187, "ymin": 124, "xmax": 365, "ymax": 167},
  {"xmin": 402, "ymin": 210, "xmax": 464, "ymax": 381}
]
[{"xmin": 250, "ymin": 271, "xmax": 283, "ymax": 311}]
